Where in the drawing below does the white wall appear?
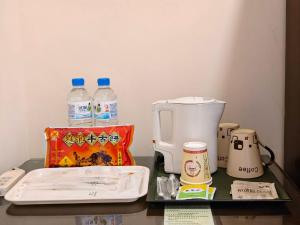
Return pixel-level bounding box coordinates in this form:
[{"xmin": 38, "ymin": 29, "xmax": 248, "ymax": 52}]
[
  {"xmin": 0, "ymin": 1, "xmax": 30, "ymax": 173},
  {"xmin": 0, "ymin": 0, "xmax": 285, "ymax": 173}
]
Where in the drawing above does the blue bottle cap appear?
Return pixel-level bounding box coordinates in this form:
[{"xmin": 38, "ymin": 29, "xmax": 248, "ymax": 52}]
[
  {"xmin": 72, "ymin": 78, "xmax": 85, "ymax": 86},
  {"xmin": 97, "ymin": 77, "xmax": 110, "ymax": 86}
]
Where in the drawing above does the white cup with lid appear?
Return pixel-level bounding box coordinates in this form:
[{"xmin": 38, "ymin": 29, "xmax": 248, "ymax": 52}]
[{"xmin": 180, "ymin": 141, "xmax": 212, "ymax": 185}]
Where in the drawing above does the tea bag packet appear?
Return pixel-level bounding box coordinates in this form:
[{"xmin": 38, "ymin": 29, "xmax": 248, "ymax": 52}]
[
  {"xmin": 208, "ymin": 187, "xmax": 216, "ymax": 200},
  {"xmin": 176, "ymin": 184, "xmax": 209, "ymax": 200},
  {"xmin": 231, "ymin": 180, "xmax": 278, "ymax": 200}
]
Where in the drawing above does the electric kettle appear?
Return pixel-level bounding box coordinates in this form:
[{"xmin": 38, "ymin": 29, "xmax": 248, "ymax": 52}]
[{"xmin": 152, "ymin": 97, "xmax": 226, "ymax": 174}]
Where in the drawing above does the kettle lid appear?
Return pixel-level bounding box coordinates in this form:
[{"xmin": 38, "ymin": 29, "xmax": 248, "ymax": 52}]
[{"xmin": 167, "ymin": 97, "xmax": 225, "ymax": 104}]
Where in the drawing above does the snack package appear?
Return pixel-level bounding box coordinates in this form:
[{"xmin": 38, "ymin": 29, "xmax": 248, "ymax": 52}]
[{"xmin": 44, "ymin": 125, "xmax": 135, "ymax": 167}]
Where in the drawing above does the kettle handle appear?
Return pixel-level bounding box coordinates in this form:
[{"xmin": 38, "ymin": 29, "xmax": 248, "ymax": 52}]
[{"xmin": 152, "ymin": 102, "xmax": 176, "ymax": 154}]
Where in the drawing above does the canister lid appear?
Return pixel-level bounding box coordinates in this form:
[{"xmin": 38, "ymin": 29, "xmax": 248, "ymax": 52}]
[{"xmin": 183, "ymin": 142, "xmax": 207, "ymax": 151}]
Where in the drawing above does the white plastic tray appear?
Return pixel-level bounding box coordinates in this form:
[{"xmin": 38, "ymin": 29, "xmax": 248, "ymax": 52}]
[{"xmin": 5, "ymin": 166, "xmax": 150, "ymax": 205}]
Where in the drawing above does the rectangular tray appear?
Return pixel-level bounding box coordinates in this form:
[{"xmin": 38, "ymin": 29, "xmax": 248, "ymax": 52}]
[
  {"xmin": 5, "ymin": 166, "xmax": 150, "ymax": 205},
  {"xmin": 146, "ymin": 152, "xmax": 291, "ymax": 203}
]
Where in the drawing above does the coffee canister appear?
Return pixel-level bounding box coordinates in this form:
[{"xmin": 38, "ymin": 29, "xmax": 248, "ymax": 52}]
[{"xmin": 180, "ymin": 142, "xmax": 212, "ymax": 185}]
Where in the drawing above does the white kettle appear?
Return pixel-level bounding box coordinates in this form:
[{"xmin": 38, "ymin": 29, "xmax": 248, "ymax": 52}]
[{"xmin": 152, "ymin": 97, "xmax": 225, "ymax": 174}]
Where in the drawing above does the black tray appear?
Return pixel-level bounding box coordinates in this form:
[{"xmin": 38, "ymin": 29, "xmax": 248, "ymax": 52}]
[{"xmin": 146, "ymin": 152, "xmax": 291, "ymax": 203}]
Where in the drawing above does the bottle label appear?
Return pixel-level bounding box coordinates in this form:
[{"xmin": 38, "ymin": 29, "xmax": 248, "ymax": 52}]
[
  {"xmin": 93, "ymin": 100, "xmax": 118, "ymax": 121},
  {"xmin": 68, "ymin": 101, "xmax": 92, "ymax": 120}
]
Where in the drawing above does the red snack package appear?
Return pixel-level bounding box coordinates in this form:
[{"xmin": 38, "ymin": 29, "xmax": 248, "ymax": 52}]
[{"xmin": 44, "ymin": 125, "xmax": 135, "ymax": 167}]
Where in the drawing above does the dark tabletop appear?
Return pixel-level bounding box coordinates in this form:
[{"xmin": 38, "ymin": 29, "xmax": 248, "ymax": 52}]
[{"xmin": 0, "ymin": 157, "xmax": 299, "ymax": 225}]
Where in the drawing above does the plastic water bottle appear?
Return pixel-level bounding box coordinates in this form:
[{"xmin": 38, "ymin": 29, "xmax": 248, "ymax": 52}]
[
  {"xmin": 93, "ymin": 77, "xmax": 118, "ymax": 126},
  {"xmin": 67, "ymin": 78, "xmax": 92, "ymax": 127}
]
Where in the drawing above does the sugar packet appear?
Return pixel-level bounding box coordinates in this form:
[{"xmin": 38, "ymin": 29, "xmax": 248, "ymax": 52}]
[{"xmin": 231, "ymin": 180, "xmax": 278, "ymax": 200}]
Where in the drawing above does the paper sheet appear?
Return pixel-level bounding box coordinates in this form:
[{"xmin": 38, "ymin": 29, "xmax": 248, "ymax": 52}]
[
  {"xmin": 164, "ymin": 205, "xmax": 215, "ymax": 225},
  {"xmin": 75, "ymin": 215, "xmax": 122, "ymax": 225}
]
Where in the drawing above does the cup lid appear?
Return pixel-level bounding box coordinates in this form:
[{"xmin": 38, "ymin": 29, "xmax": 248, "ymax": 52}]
[{"xmin": 183, "ymin": 142, "xmax": 207, "ymax": 151}]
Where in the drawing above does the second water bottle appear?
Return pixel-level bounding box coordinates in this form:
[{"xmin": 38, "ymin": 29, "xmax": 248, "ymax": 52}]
[{"xmin": 93, "ymin": 77, "xmax": 118, "ymax": 126}]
